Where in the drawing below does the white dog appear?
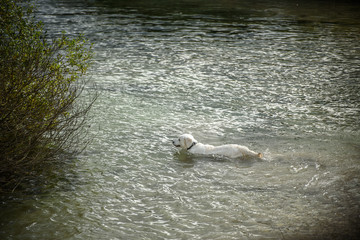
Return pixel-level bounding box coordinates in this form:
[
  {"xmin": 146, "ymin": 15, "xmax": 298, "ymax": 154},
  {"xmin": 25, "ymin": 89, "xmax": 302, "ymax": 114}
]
[{"xmin": 172, "ymin": 134, "xmax": 263, "ymax": 159}]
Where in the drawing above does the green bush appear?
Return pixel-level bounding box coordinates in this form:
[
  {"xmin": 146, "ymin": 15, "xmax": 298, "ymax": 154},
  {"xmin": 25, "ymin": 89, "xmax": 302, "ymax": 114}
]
[{"xmin": 0, "ymin": 0, "xmax": 96, "ymax": 191}]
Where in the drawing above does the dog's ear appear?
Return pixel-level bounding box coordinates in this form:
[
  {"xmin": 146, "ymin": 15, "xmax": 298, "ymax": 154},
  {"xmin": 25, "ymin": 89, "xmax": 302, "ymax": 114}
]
[{"xmin": 184, "ymin": 137, "xmax": 193, "ymax": 149}]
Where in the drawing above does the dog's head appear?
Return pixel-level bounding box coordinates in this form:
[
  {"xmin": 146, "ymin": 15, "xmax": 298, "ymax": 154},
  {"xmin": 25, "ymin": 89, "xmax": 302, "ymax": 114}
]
[{"xmin": 172, "ymin": 134, "xmax": 197, "ymax": 150}]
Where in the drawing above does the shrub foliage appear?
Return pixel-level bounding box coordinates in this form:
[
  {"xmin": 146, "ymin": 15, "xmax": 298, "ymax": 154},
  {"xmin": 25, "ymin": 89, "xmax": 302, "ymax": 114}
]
[{"xmin": 0, "ymin": 0, "xmax": 95, "ymax": 191}]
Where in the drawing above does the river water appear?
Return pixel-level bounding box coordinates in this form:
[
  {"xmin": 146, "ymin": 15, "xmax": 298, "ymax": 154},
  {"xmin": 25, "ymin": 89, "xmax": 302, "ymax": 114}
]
[{"xmin": 1, "ymin": 0, "xmax": 360, "ymax": 239}]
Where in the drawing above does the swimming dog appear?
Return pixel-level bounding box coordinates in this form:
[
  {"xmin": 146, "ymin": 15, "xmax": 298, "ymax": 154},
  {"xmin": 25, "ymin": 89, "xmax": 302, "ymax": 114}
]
[{"xmin": 172, "ymin": 134, "xmax": 263, "ymax": 158}]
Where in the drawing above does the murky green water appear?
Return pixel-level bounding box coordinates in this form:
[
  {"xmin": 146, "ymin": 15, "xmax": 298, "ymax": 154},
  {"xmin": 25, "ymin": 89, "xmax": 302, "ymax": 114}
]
[{"xmin": 1, "ymin": 0, "xmax": 360, "ymax": 239}]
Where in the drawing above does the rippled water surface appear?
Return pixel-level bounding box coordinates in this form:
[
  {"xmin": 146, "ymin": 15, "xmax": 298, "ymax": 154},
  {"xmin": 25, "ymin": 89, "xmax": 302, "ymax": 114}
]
[{"xmin": 1, "ymin": 0, "xmax": 360, "ymax": 239}]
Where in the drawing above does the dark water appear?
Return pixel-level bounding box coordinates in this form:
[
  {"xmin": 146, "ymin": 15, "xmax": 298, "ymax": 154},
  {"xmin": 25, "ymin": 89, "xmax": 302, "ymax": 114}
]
[{"xmin": 1, "ymin": 0, "xmax": 360, "ymax": 239}]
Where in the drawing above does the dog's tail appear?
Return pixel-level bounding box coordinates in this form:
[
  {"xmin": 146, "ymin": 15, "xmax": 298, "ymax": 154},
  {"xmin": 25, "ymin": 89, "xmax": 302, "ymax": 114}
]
[{"xmin": 257, "ymin": 153, "xmax": 263, "ymax": 158}]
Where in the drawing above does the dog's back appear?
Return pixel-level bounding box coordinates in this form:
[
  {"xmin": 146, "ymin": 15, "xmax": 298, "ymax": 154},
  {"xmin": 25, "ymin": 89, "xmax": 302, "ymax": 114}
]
[{"xmin": 190, "ymin": 143, "xmax": 262, "ymax": 158}]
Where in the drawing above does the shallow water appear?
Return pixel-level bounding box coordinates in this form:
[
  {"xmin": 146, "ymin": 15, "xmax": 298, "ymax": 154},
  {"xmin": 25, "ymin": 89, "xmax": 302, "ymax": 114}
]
[{"xmin": 1, "ymin": 0, "xmax": 360, "ymax": 239}]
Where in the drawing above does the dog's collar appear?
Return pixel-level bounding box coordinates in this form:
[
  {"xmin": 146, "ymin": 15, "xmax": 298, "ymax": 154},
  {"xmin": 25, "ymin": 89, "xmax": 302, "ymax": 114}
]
[{"xmin": 187, "ymin": 142, "xmax": 197, "ymax": 150}]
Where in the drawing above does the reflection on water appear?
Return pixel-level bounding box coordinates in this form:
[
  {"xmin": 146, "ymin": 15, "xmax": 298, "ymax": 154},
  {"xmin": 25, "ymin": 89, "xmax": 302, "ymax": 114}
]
[{"xmin": 1, "ymin": 0, "xmax": 360, "ymax": 239}]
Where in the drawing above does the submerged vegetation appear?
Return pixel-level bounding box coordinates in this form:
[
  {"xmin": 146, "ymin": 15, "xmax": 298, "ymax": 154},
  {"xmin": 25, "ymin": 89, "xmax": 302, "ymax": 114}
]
[{"xmin": 0, "ymin": 0, "xmax": 96, "ymax": 192}]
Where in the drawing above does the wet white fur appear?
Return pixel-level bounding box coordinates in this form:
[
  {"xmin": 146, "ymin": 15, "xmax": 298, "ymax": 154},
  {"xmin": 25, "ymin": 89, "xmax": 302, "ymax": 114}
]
[{"xmin": 172, "ymin": 134, "xmax": 263, "ymax": 158}]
